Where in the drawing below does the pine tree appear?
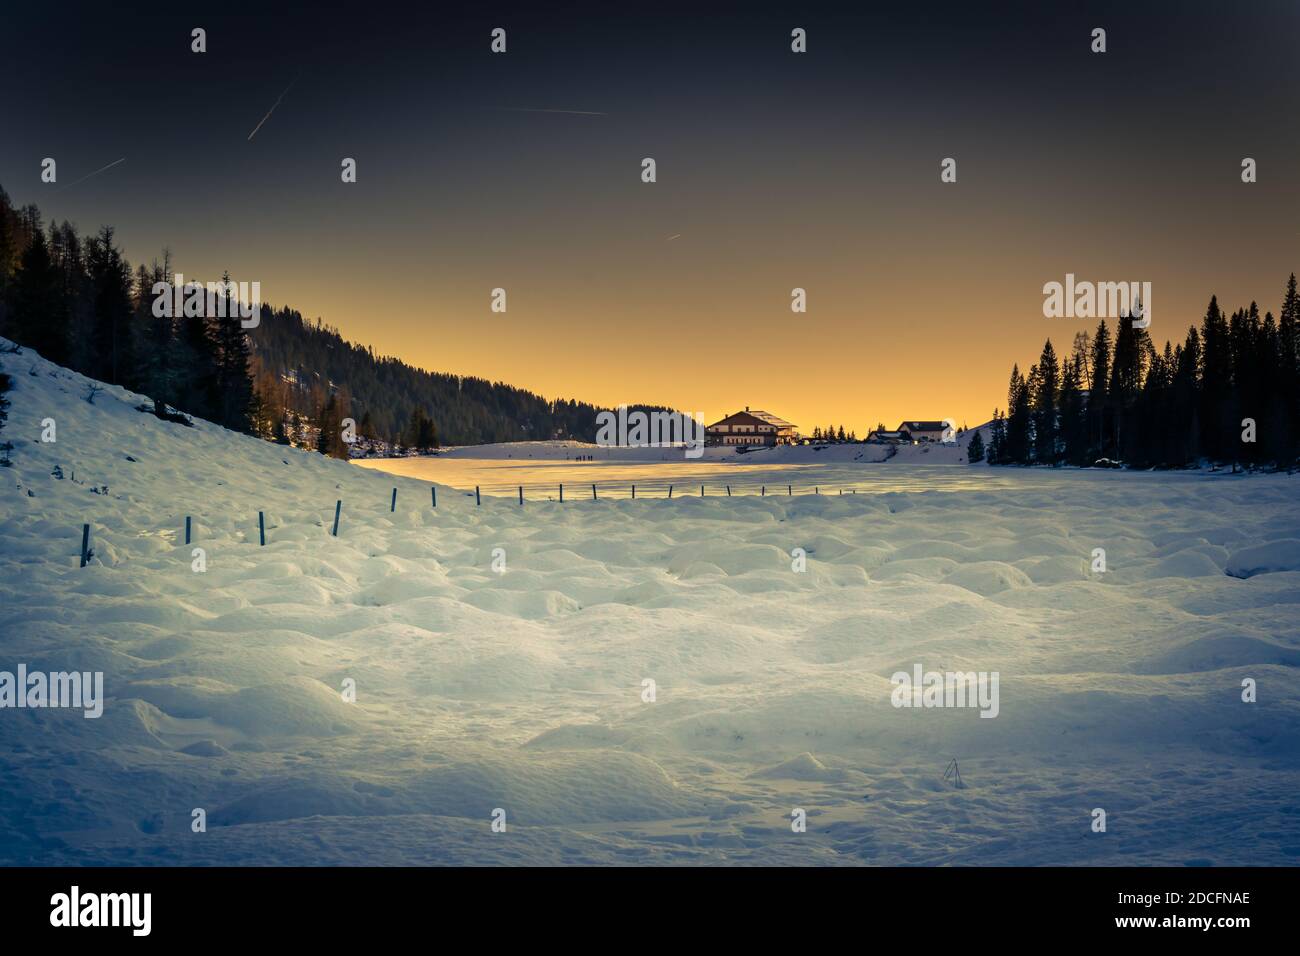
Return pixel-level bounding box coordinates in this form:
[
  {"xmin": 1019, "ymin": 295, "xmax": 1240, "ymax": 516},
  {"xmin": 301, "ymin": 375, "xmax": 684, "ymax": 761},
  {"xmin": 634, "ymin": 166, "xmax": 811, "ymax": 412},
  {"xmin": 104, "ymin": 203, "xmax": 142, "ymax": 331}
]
[
  {"xmin": 417, "ymin": 412, "xmax": 437, "ymax": 452},
  {"xmin": 211, "ymin": 284, "xmax": 256, "ymax": 433},
  {"xmin": 967, "ymin": 429, "xmax": 985, "ymax": 463},
  {"xmin": 1071, "ymin": 330, "xmax": 1093, "ymax": 391},
  {"xmin": 1135, "ymin": 342, "xmax": 1173, "ymax": 466},
  {"xmin": 1088, "ymin": 319, "xmax": 1112, "ymax": 457},
  {"xmin": 8, "ymin": 227, "xmax": 69, "ymax": 363},
  {"xmin": 1170, "ymin": 326, "xmax": 1201, "ymax": 464},
  {"xmin": 0, "ymin": 186, "xmax": 13, "ymax": 317},
  {"xmin": 1058, "ymin": 358, "xmax": 1088, "ymax": 465},
  {"xmin": 1279, "ymin": 274, "xmax": 1300, "ymax": 459},
  {"xmin": 1032, "ymin": 339, "xmax": 1060, "ymax": 463},
  {"xmin": 1252, "ymin": 309, "xmax": 1285, "ymax": 465},
  {"xmin": 1005, "ymin": 365, "xmax": 1032, "ymax": 463},
  {"xmin": 137, "ymin": 260, "xmax": 179, "ymax": 417},
  {"xmin": 1108, "ymin": 316, "xmax": 1150, "ymax": 461},
  {"xmin": 987, "ymin": 409, "xmax": 1006, "ymax": 464},
  {"xmin": 177, "ymin": 307, "xmax": 219, "ymax": 422},
  {"xmin": 85, "ymin": 226, "xmax": 135, "ymax": 387},
  {"xmin": 1198, "ymin": 296, "xmax": 1234, "ymax": 461},
  {"xmin": 404, "ymin": 408, "xmax": 438, "ymax": 453},
  {"xmin": 316, "ymin": 392, "xmax": 344, "ymax": 458}
]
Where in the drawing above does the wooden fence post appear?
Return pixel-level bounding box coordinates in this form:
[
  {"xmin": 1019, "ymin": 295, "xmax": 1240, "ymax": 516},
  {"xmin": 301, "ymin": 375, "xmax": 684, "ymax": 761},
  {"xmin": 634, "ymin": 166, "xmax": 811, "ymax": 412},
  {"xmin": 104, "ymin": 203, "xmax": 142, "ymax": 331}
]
[
  {"xmin": 332, "ymin": 500, "xmax": 342, "ymax": 536},
  {"xmin": 391, "ymin": 488, "xmax": 397, "ymax": 512},
  {"xmin": 185, "ymin": 516, "xmax": 191, "ymax": 545},
  {"xmin": 475, "ymin": 486, "xmax": 481, "ymax": 506},
  {"xmin": 592, "ymin": 483, "xmax": 597, "ymax": 501},
  {"xmin": 518, "ymin": 486, "xmax": 523, "ymax": 505},
  {"xmin": 559, "ymin": 483, "xmax": 564, "ymax": 503},
  {"xmin": 79, "ymin": 523, "xmax": 90, "ymax": 567},
  {"xmin": 259, "ymin": 511, "xmax": 266, "ymax": 546},
  {"xmin": 431, "ymin": 486, "xmax": 437, "ymax": 508}
]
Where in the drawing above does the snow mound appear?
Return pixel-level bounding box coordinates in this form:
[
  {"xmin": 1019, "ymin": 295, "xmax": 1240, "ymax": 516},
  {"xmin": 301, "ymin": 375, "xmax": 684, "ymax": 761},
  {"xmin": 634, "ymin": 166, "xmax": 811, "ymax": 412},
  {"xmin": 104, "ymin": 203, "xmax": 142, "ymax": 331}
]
[
  {"xmin": 942, "ymin": 561, "xmax": 1034, "ymax": 595},
  {"xmin": 751, "ymin": 752, "xmax": 853, "ymax": 783},
  {"xmin": 1226, "ymin": 539, "xmax": 1300, "ymax": 578},
  {"xmin": 2, "ymin": 340, "xmax": 1298, "ymax": 866}
]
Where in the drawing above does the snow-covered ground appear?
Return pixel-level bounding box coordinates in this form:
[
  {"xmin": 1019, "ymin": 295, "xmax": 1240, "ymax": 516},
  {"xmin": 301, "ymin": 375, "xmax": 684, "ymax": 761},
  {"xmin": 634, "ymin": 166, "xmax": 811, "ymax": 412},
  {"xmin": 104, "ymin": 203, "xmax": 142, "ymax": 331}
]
[
  {"xmin": 356, "ymin": 436, "xmax": 984, "ymax": 498},
  {"xmin": 392, "ymin": 434, "xmax": 981, "ymax": 465},
  {"xmin": 2, "ymin": 343, "xmax": 1299, "ymax": 865}
]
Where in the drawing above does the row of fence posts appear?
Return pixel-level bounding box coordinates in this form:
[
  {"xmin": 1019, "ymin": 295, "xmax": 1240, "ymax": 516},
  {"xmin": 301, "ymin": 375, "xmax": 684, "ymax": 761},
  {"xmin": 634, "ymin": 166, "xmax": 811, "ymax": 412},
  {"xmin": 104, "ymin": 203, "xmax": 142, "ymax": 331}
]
[
  {"xmin": 76, "ymin": 481, "xmax": 855, "ymax": 565},
  {"xmin": 479, "ymin": 481, "xmax": 828, "ymax": 505},
  {"xmin": 469, "ymin": 483, "xmax": 848, "ymax": 503}
]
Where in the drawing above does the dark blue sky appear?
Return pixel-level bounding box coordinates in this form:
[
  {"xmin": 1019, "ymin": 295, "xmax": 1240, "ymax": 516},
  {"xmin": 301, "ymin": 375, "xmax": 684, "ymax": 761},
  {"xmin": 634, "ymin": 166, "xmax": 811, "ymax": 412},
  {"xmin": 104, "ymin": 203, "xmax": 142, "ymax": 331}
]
[{"xmin": 3, "ymin": 0, "xmax": 1297, "ymax": 429}]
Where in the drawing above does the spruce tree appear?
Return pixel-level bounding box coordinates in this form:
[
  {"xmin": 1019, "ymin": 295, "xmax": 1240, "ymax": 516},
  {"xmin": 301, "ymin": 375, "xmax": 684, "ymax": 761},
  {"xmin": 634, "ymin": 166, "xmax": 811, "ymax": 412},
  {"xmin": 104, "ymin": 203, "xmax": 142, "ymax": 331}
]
[
  {"xmin": 85, "ymin": 226, "xmax": 135, "ymax": 387},
  {"xmin": 1088, "ymin": 320, "xmax": 1111, "ymax": 457},
  {"xmin": 417, "ymin": 411, "xmax": 437, "ymax": 452},
  {"xmin": 177, "ymin": 308, "xmax": 219, "ymax": 422},
  {"xmin": 316, "ymin": 392, "xmax": 343, "ymax": 457},
  {"xmin": 987, "ymin": 409, "xmax": 1006, "ymax": 464},
  {"xmin": 1198, "ymin": 296, "xmax": 1234, "ymax": 461},
  {"xmin": 1108, "ymin": 317, "xmax": 1150, "ymax": 461},
  {"xmin": 0, "ymin": 186, "xmax": 12, "ymax": 312},
  {"xmin": 137, "ymin": 261, "xmax": 179, "ymax": 417},
  {"xmin": 211, "ymin": 288, "xmax": 256, "ymax": 433},
  {"xmin": 1171, "ymin": 326, "xmax": 1201, "ymax": 464},
  {"xmin": 8, "ymin": 227, "xmax": 69, "ymax": 363},
  {"xmin": 1005, "ymin": 365, "xmax": 1032, "ymax": 463},
  {"xmin": 1279, "ymin": 274, "xmax": 1299, "ymax": 459},
  {"xmin": 1058, "ymin": 358, "xmax": 1088, "ymax": 465},
  {"xmin": 1032, "ymin": 339, "xmax": 1060, "ymax": 463}
]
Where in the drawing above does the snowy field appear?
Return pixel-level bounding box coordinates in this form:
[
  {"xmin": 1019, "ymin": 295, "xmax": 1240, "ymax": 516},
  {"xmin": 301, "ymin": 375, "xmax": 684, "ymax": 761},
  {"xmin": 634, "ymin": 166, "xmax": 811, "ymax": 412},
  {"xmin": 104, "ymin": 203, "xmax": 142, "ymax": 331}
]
[
  {"xmin": 2, "ymin": 345, "xmax": 1299, "ymax": 865},
  {"xmin": 354, "ymin": 436, "xmax": 984, "ymax": 497}
]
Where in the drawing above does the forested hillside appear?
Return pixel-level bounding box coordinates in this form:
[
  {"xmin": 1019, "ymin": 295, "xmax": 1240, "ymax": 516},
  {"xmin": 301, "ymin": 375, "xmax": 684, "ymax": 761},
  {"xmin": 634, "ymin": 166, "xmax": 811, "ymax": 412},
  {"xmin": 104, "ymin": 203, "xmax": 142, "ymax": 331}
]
[
  {"xmin": 0, "ymin": 184, "xmax": 674, "ymax": 454},
  {"xmin": 247, "ymin": 306, "xmax": 672, "ymax": 448}
]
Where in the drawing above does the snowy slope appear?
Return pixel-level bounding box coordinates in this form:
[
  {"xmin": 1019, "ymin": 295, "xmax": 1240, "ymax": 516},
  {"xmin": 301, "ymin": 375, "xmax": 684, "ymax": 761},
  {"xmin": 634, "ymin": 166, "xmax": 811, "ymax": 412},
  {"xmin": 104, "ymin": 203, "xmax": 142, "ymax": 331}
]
[{"xmin": 2, "ymin": 340, "xmax": 1298, "ymax": 866}]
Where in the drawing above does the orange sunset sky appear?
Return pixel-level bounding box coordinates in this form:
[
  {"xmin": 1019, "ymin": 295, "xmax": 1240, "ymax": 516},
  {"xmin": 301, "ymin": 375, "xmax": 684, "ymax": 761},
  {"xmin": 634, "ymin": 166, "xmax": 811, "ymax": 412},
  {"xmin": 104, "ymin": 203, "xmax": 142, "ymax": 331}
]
[{"xmin": 5, "ymin": 3, "xmax": 1298, "ymax": 435}]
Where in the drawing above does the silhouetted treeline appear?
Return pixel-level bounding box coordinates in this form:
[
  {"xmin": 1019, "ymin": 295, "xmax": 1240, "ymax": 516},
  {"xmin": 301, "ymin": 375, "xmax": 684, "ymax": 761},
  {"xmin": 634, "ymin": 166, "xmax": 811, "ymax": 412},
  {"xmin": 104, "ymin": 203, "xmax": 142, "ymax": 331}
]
[
  {"xmin": 0, "ymin": 186, "xmax": 257, "ymax": 434},
  {"xmin": 0, "ymin": 185, "xmax": 677, "ymax": 457},
  {"xmin": 246, "ymin": 305, "xmax": 679, "ymax": 450},
  {"xmin": 987, "ymin": 277, "xmax": 1300, "ymax": 468},
  {"xmin": 811, "ymin": 425, "xmax": 857, "ymax": 442}
]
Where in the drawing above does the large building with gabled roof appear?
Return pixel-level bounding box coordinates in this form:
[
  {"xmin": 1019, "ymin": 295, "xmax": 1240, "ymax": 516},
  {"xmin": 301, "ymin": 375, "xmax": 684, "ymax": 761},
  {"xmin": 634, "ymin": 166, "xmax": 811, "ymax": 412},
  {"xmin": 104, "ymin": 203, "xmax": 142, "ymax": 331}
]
[
  {"xmin": 896, "ymin": 420, "xmax": 951, "ymax": 442},
  {"xmin": 705, "ymin": 407, "xmax": 799, "ymax": 446}
]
